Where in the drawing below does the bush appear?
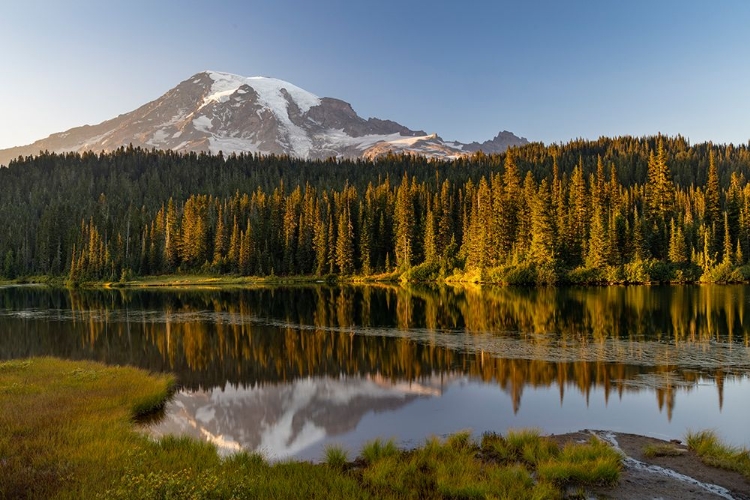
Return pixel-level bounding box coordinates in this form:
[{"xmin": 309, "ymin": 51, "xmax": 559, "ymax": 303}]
[
  {"xmin": 564, "ymin": 266, "xmax": 604, "ymax": 285},
  {"xmin": 703, "ymin": 261, "xmax": 743, "ymax": 283},
  {"xmin": 622, "ymin": 260, "xmax": 648, "ymax": 283},
  {"xmin": 400, "ymin": 261, "xmax": 441, "ymax": 282},
  {"xmin": 535, "ymin": 264, "xmax": 558, "ymax": 285}
]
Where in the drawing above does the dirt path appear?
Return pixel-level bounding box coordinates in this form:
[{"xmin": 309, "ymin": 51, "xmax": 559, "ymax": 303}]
[{"xmin": 552, "ymin": 431, "xmax": 750, "ymax": 500}]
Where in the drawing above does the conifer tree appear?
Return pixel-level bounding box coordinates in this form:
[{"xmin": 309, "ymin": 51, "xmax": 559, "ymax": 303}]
[
  {"xmin": 705, "ymin": 148, "xmax": 721, "ymax": 227},
  {"xmin": 423, "ymin": 204, "xmax": 437, "ymax": 264},
  {"xmin": 313, "ymin": 198, "xmax": 328, "ymax": 275},
  {"xmin": 165, "ymin": 198, "xmax": 179, "ymax": 270},
  {"xmin": 213, "ymin": 205, "xmax": 227, "ymax": 267},
  {"xmin": 336, "ymin": 204, "xmax": 354, "ymax": 274},
  {"xmin": 394, "ymin": 175, "xmax": 415, "ymax": 270},
  {"xmin": 227, "ymin": 215, "xmax": 240, "ymax": 272},
  {"xmin": 586, "ymin": 206, "xmax": 608, "ymax": 268},
  {"xmin": 668, "ymin": 218, "xmax": 687, "ymax": 264},
  {"xmin": 723, "ymin": 211, "xmax": 733, "ymax": 264},
  {"xmin": 496, "ymin": 152, "xmax": 521, "ymax": 260},
  {"xmin": 529, "ymin": 179, "xmax": 555, "ymax": 265}
]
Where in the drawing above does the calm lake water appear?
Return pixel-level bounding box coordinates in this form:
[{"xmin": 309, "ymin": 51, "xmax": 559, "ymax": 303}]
[{"xmin": 1, "ymin": 283, "xmax": 749, "ymax": 460}]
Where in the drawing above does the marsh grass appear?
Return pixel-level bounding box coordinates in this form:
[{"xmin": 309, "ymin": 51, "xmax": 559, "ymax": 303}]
[
  {"xmin": 0, "ymin": 357, "xmax": 175, "ymax": 499},
  {"xmin": 324, "ymin": 445, "xmax": 349, "ymax": 470},
  {"xmin": 642, "ymin": 443, "xmax": 686, "ymax": 458},
  {"xmin": 361, "ymin": 437, "xmax": 400, "ymax": 464},
  {"xmin": 536, "ymin": 438, "xmax": 621, "ymax": 486},
  {"xmin": 686, "ymin": 430, "xmax": 750, "ymax": 479},
  {"xmin": 362, "ymin": 429, "xmax": 621, "ymax": 499},
  {"xmin": 0, "ymin": 358, "xmax": 369, "ymax": 500},
  {"xmin": 1, "ymin": 359, "xmax": 623, "ymax": 499}
]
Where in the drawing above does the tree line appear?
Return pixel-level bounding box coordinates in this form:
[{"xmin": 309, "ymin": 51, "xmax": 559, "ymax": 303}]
[{"xmin": 2, "ymin": 135, "xmax": 750, "ymax": 284}]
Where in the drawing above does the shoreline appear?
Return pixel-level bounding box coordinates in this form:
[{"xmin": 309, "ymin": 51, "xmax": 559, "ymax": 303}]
[{"xmin": 4, "ymin": 271, "xmax": 750, "ymax": 290}]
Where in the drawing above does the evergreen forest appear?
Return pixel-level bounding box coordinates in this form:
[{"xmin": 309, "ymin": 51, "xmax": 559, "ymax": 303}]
[{"xmin": 3, "ymin": 135, "xmax": 750, "ymax": 285}]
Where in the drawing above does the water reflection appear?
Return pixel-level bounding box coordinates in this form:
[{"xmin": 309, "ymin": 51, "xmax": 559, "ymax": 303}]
[
  {"xmin": 150, "ymin": 374, "xmax": 449, "ymax": 458},
  {"xmin": 1, "ymin": 284, "xmax": 749, "ymax": 455}
]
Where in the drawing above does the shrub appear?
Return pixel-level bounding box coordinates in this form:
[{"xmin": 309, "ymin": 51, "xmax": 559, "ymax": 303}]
[{"xmin": 400, "ymin": 261, "xmax": 441, "ymax": 282}]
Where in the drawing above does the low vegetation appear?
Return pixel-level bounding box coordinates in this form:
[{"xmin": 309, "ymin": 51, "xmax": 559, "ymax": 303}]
[
  {"xmin": 686, "ymin": 430, "xmax": 750, "ymax": 479},
  {"xmin": 642, "ymin": 443, "xmax": 686, "ymax": 458},
  {"xmin": 360, "ymin": 429, "xmax": 621, "ymax": 499},
  {"xmin": 0, "ymin": 358, "xmax": 175, "ymax": 499},
  {"xmin": 2, "ymin": 357, "xmax": 623, "ymax": 499}
]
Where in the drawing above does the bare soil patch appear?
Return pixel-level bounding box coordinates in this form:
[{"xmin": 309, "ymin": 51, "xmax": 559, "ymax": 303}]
[{"xmin": 551, "ymin": 431, "xmax": 750, "ymax": 499}]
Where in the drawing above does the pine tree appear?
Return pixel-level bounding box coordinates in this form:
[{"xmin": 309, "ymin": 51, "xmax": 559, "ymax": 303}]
[
  {"xmin": 529, "ymin": 179, "xmax": 555, "ymax": 265},
  {"xmin": 586, "ymin": 206, "xmax": 608, "ymax": 268},
  {"xmin": 394, "ymin": 175, "xmax": 415, "ymax": 270},
  {"xmin": 423, "ymin": 203, "xmax": 437, "ymax": 264},
  {"xmin": 705, "ymin": 148, "xmax": 721, "ymax": 227},
  {"xmin": 437, "ymin": 179, "xmax": 454, "ymax": 253},
  {"xmin": 668, "ymin": 218, "xmax": 687, "ymax": 264},
  {"xmin": 335, "ymin": 203, "xmax": 354, "ymax": 274},
  {"xmin": 568, "ymin": 164, "xmax": 588, "ymax": 264},
  {"xmin": 723, "ymin": 211, "xmax": 733, "ymax": 264},
  {"xmin": 239, "ymin": 221, "xmax": 253, "ymax": 275},
  {"xmin": 165, "ymin": 198, "xmax": 179, "ymax": 271},
  {"xmin": 227, "ymin": 215, "xmax": 240, "ymax": 272},
  {"xmin": 313, "ymin": 199, "xmax": 328, "ymax": 275},
  {"xmin": 646, "ymin": 139, "xmax": 676, "ymax": 220},
  {"xmin": 212, "ymin": 205, "xmax": 227, "ymax": 267},
  {"xmin": 496, "ymin": 152, "xmax": 521, "ymax": 260}
]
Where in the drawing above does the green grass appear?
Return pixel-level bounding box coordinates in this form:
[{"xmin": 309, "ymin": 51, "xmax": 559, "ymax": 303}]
[
  {"xmin": 361, "ymin": 437, "xmax": 400, "ymax": 464},
  {"xmin": 362, "ymin": 430, "xmax": 621, "ymax": 499},
  {"xmin": 536, "ymin": 438, "xmax": 621, "ymax": 486},
  {"xmin": 0, "ymin": 357, "xmax": 175, "ymax": 499},
  {"xmin": 324, "ymin": 445, "xmax": 349, "ymax": 470},
  {"xmin": 642, "ymin": 443, "xmax": 685, "ymax": 458},
  {"xmin": 1, "ymin": 358, "xmax": 624, "ymax": 499},
  {"xmin": 0, "ymin": 358, "xmax": 369, "ymax": 500},
  {"xmin": 686, "ymin": 430, "xmax": 750, "ymax": 479}
]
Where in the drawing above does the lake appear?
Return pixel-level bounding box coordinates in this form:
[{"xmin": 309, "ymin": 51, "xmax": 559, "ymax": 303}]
[{"xmin": 1, "ymin": 283, "xmax": 749, "ymax": 461}]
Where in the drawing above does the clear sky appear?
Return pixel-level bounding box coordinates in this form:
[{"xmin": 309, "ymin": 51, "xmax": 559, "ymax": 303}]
[{"xmin": 1, "ymin": 0, "xmax": 749, "ymax": 150}]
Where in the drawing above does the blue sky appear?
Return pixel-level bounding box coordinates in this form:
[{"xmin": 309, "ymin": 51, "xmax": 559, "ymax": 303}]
[{"xmin": 1, "ymin": 0, "xmax": 749, "ymax": 149}]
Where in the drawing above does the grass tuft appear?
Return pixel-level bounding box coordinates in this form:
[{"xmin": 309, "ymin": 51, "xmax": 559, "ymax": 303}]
[
  {"xmin": 361, "ymin": 438, "xmax": 399, "ymax": 464},
  {"xmin": 324, "ymin": 445, "xmax": 349, "ymax": 470},
  {"xmin": 686, "ymin": 430, "xmax": 750, "ymax": 479},
  {"xmin": 643, "ymin": 443, "xmax": 685, "ymax": 458},
  {"xmin": 536, "ymin": 437, "xmax": 621, "ymax": 486}
]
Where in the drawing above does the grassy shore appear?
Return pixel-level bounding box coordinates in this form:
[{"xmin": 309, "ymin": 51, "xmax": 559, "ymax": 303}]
[
  {"xmin": 1, "ymin": 357, "xmax": 626, "ymax": 499},
  {"xmin": 6, "ymin": 272, "xmax": 401, "ymax": 289},
  {"xmin": 8, "ymin": 262, "xmax": 750, "ymax": 291},
  {"xmin": 686, "ymin": 430, "xmax": 750, "ymax": 479}
]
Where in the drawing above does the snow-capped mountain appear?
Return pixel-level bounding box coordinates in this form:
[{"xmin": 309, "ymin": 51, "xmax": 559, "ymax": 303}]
[{"xmin": 0, "ymin": 71, "xmax": 528, "ymax": 165}]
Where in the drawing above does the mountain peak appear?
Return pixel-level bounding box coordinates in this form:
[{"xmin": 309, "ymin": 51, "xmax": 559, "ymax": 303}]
[{"xmin": 0, "ymin": 72, "xmax": 528, "ymax": 165}]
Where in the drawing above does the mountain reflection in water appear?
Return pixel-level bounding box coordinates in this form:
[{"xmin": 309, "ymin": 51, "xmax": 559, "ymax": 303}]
[{"xmin": 1, "ymin": 283, "xmax": 749, "ymax": 455}]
